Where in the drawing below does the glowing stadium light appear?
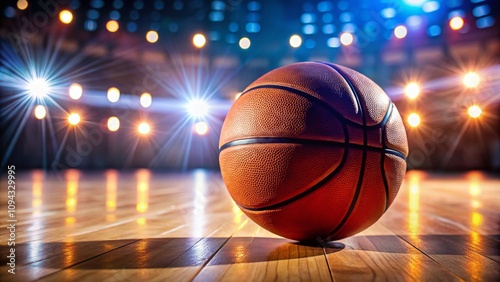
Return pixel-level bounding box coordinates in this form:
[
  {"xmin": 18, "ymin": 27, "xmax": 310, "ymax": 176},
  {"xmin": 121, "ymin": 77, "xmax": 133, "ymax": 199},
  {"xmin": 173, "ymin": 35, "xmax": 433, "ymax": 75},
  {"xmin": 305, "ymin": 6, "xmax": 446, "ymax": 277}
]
[
  {"xmin": 404, "ymin": 83, "xmax": 420, "ymax": 99},
  {"xmin": 27, "ymin": 78, "xmax": 50, "ymax": 98},
  {"xmin": 239, "ymin": 37, "xmax": 251, "ymax": 49},
  {"xmin": 449, "ymin": 16, "xmax": 464, "ymax": 30},
  {"xmin": 138, "ymin": 122, "xmax": 151, "ymax": 135},
  {"xmin": 107, "ymin": 87, "xmax": 120, "ymax": 103},
  {"xmin": 394, "ymin": 25, "xmax": 408, "ymax": 39},
  {"xmin": 68, "ymin": 113, "xmax": 81, "ymax": 125},
  {"xmin": 59, "ymin": 10, "xmax": 73, "ymax": 24},
  {"xmin": 468, "ymin": 105, "xmax": 482, "ymax": 118},
  {"xmin": 340, "ymin": 32, "xmax": 354, "ymax": 46},
  {"xmin": 235, "ymin": 92, "xmax": 242, "ymax": 100},
  {"xmin": 34, "ymin": 105, "xmax": 46, "ymax": 120},
  {"xmin": 107, "ymin": 116, "xmax": 120, "ymax": 132},
  {"xmin": 186, "ymin": 99, "xmax": 209, "ymax": 118},
  {"xmin": 463, "ymin": 72, "xmax": 480, "ymax": 88},
  {"xmin": 407, "ymin": 113, "xmax": 421, "ymax": 128},
  {"xmin": 193, "ymin": 33, "xmax": 206, "ymax": 48},
  {"xmin": 140, "ymin": 92, "xmax": 152, "ymax": 108},
  {"xmin": 289, "ymin": 35, "xmax": 302, "ymax": 48},
  {"xmin": 106, "ymin": 20, "xmax": 119, "ymax": 32},
  {"xmin": 17, "ymin": 0, "xmax": 28, "ymax": 10},
  {"xmin": 68, "ymin": 83, "xmax": 82, "ymax": 100},
  {"xmin": 146, "ymin": 30, "xmax": 159, "ymax": 43},
  {"xmin": 194, "ymin": 121, "xmax": 209, "ymax": 136}
]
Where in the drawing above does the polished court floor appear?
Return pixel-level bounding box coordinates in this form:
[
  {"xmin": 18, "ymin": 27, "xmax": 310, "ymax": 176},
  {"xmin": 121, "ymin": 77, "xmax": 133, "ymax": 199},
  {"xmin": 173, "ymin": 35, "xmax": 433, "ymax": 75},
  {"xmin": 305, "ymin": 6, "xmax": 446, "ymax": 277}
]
[{"xmin": 0, "ymin": 169, "xmax": 498, "ymax": 281}]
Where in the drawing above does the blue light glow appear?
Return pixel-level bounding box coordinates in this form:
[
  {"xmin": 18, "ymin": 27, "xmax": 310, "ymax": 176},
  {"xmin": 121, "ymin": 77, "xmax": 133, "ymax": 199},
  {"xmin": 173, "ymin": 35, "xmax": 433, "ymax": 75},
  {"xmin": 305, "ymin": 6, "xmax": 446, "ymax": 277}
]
[
  {"xmin": 229, "ymin": 22, "xmax": 239, "ymax": 32},
  {"xmin": 322, "ymin": 13, "xmax": 333, "ymax": 23},
  {"xmin": 340, "ymin": 12, "xmax": 353, "ymax": 23},
  {"xmin": 127, "ymin": 22, "xmax": 137, "ymax": 32},
  {"xmin": 247, "ymin": 12, "xmax": 260, "ymax": 22},
  {"xmin": 133, "ymin": 0, "xmax": 144, "ymax": 10},
  {"xmin": 322, "ymin": 24, "xmax": 335, "ymax": 34},
  {"xmin": 476, "ymin": 16, "xmax": 494, "ymax": 29},
  {"xmin": 406, "ymin": 15, "xmax": 423, "ymax": 28},
  {"xmin": 153, "ymin": 0, "xmax": 164, "ymax": 10},
  {"xmin": 305, "ymin": 39, "xmax": 316, "ymax": 49},
  {"xmin": 327, "ymin": 37, "xmax": 340, "ymax": 48},
  {"xmin": 446, "ymin": 0, "xmax": 463, "ymax": 8},
  {"xmin": 247, "ymin": 1, "xmax": 261, "ymax": 11},
  {"xmin": 427, "ymin": 25, "xmax": 441, "ymax": 36},
  {"xmin": 470, "ymin": 0, "xmax": 485, "ymax": 3},
  {"xmin": 302, "ymin": 24, "xmax": 317, "ymax": 35},
  {"xmin": 422, "ymin": 1, "xmax": 440, "ymax": 13},
  {"xmin": 338, "ymin": 1, "xmax": 348, "ymax": 10},
  {"xmin": 404, "ymin": 0, "xmax": 426, "ymax": 6},
  {"xmin": 381, "ymin": 8, "xmax": 396, "ymax": 19},
  {"xmin": 209, "ymin": 31, "xmax": 220, "ymax": 41},
  {"xmin": 84, "ymin": 20, "xmax": 97, "ymax": 31},
  {"xmin": 317, "ymin": 1, "xmax": 333, "ymax": 12},
  {"xmin": 209, "ymin": 11, "xmax": 224, "ymax": 22},
  {"xmin": 301, "ymin": 13, "xmax": 316, "ymax": 24},
  {"xmin": 225, "ymin": 34, "xmax": 237, "ymax": 43},
  {"xmin": 211, "ymin": 0, "xmax": 226, "ymax": 10},
  {"xmin": 472, "ymin": 5, "xmax": 490, "ymax": 18},
  {"xmin": 90, "ymin": 0, "xmax": 104, "ymax": 9},
  {"xmin": 87, "ymin": 10, "xmax": 100, "ymax": 20},
  {"xmin": 4, "ymin": 6, "xmax": 15, "ymax": 18},
  {"xmin": 448, "ymin": 10, "xmax": 465, "ymax": 19},
  {"xmin": 109, "ymin": 10, "xmax": 120, "ymax": 20},
  {"xmin": 113, "ymin": 0, "xmax": 124, "ymax": 9},
  {"xmin": 246, "ymin": 22, "xmax": 261, "ymax": 33}
]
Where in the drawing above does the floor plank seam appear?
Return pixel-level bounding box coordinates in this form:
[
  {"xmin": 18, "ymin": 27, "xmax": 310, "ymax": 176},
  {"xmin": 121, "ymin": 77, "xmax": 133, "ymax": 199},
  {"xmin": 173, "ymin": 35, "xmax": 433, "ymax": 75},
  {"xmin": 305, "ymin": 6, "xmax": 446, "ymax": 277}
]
[{"xmin": 321, "ymin": 247, "xmax": 335, "ymax": 282}]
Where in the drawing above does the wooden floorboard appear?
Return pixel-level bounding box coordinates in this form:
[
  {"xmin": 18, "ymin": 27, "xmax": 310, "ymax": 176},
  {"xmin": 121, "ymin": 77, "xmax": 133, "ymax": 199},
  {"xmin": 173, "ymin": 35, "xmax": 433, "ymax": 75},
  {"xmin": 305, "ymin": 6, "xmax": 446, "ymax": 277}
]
[{"xmin": 0, "ymin": 169, "xmax": 498, "ymax": 281}]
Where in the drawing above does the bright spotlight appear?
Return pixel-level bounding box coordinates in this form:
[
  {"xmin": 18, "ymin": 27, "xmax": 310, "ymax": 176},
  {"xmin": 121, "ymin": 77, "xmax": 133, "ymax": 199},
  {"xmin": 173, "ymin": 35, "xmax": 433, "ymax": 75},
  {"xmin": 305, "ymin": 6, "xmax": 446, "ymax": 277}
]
[
  {"xmin": 69, "ymin": 83, "xmax": 82, "ymax": 100},
  {"xmin": 289, "ymin": 35, "xmax": 302, "ymax": 48},
  {"xmin": 107, "ymin": 116, "xmax": 120, "ymax": 132},
  {"xmin": 340, "ymin": 32, "xmax": 354, "ymax": 46},
  {"xmin": 28, "ymin": 78, "xmax": 50, "ymax": 98},
  {"xmin": 107, "ymin": 87, "xmax": 120, "ymax": 103},
  {"xmin": 140, "ymin": 92, "xmax": 152, "ymax": 108},
  {"xmin": 68, "ymin": 113, "xmax": 81, "ymax": 125},
  {"xmin": 239, "ymin": 37, "xmax": 251, "ymax": 49},
  {"xmin": 59, "ymin": 10, "xmax": 73, "ymax": 24},
  {"xmin": 449, "ymin": 16, "xmax": 464, "ymax": 30},
  {"xmin": 34, "ymin": 105, "xmax": 46, "ymax": 120},
  {"xmin": 138, "ymin": 122, "xmax": 151, "ymax": 135},
  {"xmin": 193, "ymin": 33, "xmax": 206, "ymax": 48},
  {"xmin": 106, "ymin": 20, "xmax": 119, "ymax": 32},
  {"xmin": 146, "ymin": 30, "xmax": 159, "ymax": 43},
  {"xmin": 463, "ymin": 72, "xmax": 480, "ymax": 88},
  {"xmin": 468, "ymin": 105, "xmax": 482, "ymax": 118},
  {"xmin": 394, "ymin": 25, "xmax": 408, "ymax": 39},
  {"xmin": 407, "ymin": 113, "xmax": 421, "ymax": 127},
  {"xmin": 194, "ymin": 121, "xmax": 209, "ymax": 136},
  {"xmin": 186, "ymin": 99, "xmax": 209, "ymax": 118},
  {"xmin": 404, "ymin": 83, "xmax": 420, "ymax": 99}
]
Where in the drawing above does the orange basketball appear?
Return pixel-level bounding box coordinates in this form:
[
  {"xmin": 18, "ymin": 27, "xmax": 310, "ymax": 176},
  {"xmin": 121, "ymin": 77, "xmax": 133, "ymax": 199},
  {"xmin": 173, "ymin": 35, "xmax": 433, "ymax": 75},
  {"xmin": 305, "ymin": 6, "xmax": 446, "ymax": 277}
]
[{"xmin": 219, "ymin": 62, "xmax": 408, "ymax": 241}]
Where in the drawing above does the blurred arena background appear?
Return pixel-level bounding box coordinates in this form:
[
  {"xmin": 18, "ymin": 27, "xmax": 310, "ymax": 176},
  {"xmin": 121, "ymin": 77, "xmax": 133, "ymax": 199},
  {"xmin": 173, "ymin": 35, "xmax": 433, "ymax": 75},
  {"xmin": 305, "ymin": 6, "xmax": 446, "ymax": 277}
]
[{"xmin": 0, "ymin": 0, "xmax": 499, "ymax": 171}]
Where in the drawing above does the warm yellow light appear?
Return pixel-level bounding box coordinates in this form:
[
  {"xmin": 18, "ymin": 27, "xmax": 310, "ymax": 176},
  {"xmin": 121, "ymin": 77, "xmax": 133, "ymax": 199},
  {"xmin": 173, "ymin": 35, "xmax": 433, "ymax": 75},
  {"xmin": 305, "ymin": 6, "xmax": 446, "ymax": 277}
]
[
  {"xmin": 59, "ymin": 10, "xmax": 73, "ymax": 24},
  {"xmin": 146, "ymin": 30, "xmax": 159, "ymax": 43},
  {"xmin": 340, "ymin": 32, "xmax": 354, "ymax": 46},
  {"xmin": 140, "ymin": 92, "xmax": 152, "ymax": 108},
  {"xmin": 107, "ymin": 116, "xmax": 120, "ymax": 132},
  {"xmin": 405, "ymin": 82, "xmax": 420, "ymax": 99},
  {"xmin": 68, "ymin": 83, "xmax": 82, "ymax": 100},
  {"xmin": 68, "ymin": 113, "xmax": 81, "ymax": 125},
  {"xmin": 193, "ymin": 33, "xmax": 206, "ymax": 48},
  {"xmin": 107, "ymin": 87, "xmax": 120, "ymax": 103},
  {"xmin": 407, "ymin": 113, "xmax": 421, "ymax": 127},
  {"xmin": 138, "ymin": 122, "xmax": 150, "ymax": 135},
  {"xmin": 239, "ymin": 37, "xmax": 251, "ymax": 49},
  {"xmin": 34, "ymin": 105, "xmax": 47, "ymax": 120},
  {"xmin": 289, "ymin": 34, "xmax": 302, "ymax": 48},
  {"xmin": 463, "ymin": 72, "xmax": 480, "ymax": 88},
  {"xmin": 194, "ymin": 121, "xmax": 209, "ymax": 135},
  {"xmin": 17, "ymin": 0, "xmax": 28, "ymax": 10},
  {"xmin": 106, "ymin": 20, "xmax": 119, "ymax": 32},
  {"xmin": 449, "ymin": 16, "xmax": 464, "ymax": 30},
  {"xmin": 468, "ymin": 105, "xmax": 482, "ymax": 118},
  {"xmin": 235, "ymin": 92, "xmax": 242, "ymax": 100}
]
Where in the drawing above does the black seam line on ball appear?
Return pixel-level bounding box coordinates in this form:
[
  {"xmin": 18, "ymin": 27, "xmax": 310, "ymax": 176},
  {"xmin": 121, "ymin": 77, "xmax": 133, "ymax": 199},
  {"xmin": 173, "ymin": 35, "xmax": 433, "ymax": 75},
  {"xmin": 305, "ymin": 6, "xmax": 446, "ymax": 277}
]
[
  {"xmin": 320, "ymin": 62, "xmax": 367, "ymax": 240},
  {"xmin": 219, "ymin": 137, "xmax": 406, "ymax": 161},
  {"xmin": 380, "ymin": 102, "xmax": 393, "ymax": 211}
]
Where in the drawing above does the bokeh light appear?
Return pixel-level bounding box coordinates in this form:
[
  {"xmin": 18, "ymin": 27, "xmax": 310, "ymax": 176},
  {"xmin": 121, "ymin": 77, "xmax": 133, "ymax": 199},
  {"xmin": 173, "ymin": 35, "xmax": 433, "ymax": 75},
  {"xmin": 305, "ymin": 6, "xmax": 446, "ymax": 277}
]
[
  {"xmin": 138, "ymin": 122, "xmax": 151, "ymax": 135},
  {"xmin": 107, "ymin": 116, "xmax": 120, "ymax": 132},
  {"xmin": 468, "ymin": 105, "xmax": 482, "ymax": 118},
  {"xmin": 69, "ymin": 83, "xmax": 83, "ymax": 100},
  {"xmin": 449, "ymin": 16, "xmax": 464, "ymax": 30},
  {"xmin": 140, "ymin": 92, "xmax": 152, "ymax": 108},
  {"xmin": 68, "ymin": 113, "xmax": 81, "ymax": 125},
  {"xmin": 28, "ymin": 78, "xmax": 50, "ymax": 98},
  {"xmin": 194, "ymin": 121, "xmax": 209, "ymax": 135},
  {"xmin": 107, "ymin": 87, "xmax": 120, "ymax": 103},
  {"xmin": 186, "ymin": 99, "xmax": 209, "ymax": 118},
  {"xmin": 106, "ymin": 20, "xmax": 119, "ymax": 32},
  {"xmin": 239, "ymin": 37, "xmax": 251, "ymax": 49},
  {"xmin": 463, "ymin": 72, "xmax": 480, "ymax": 88},
  {"xmin": 405, "ymin": 82, "xmax": 420, "ymax": 99},
  {"xmin": 17, "ymin": 0, "xmax": 28, "ymax": 10},
  {"xmin": 146, "ymin": 30, "xmax": 159, "ymax": 43},
  {"xmin": 59, "ymin": 10, "xmax": 73, "ymax": 24},
  {"xmin": 34, "ymin": 105, "xmax": 46, "ymax": 120},
  {"xmin": 289, "ymin": 35, "xmax": 302, "ymax": 48},
  {"xmin": 193, "ymin": 33, "xmax": 206, "ymax": 48},
  {"xmin": 340, "ymin": 32, "xmax": 354, "ymax": 46},
  {"xmin": 408, "ymin": 113, "xmax": 421, "ymax": 127},
  {"xmin": 394, "ymin": 25, "xmax": 408, "ymax": 39}
]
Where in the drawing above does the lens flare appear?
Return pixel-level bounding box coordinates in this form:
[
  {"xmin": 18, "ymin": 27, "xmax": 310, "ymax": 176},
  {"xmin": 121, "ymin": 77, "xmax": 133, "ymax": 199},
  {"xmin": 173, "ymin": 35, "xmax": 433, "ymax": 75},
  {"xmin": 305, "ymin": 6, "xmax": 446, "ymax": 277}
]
[
  {"xmin": 69, "ymin": 83, "xmax": 83, "ymax": 100},
  {"xmin": 405, "ymin": 83, "xmax": 420, "ymax": 99},
  {"xmin": 107, "ymin": 87, "xmax": 120, "ymax": 103},
  {"xmin": 394, "ymin": 25, "xmax": 408, "ymax": 39},
  {"xmin": 289, "ymin": 35, "xmax": 302, "ymax": 48},
  {"xmin": 146, "ymin": 30, "xmax": 159, "ymax": 43},
  {"xmin": 34, "ymin": 105, "xmax": 46, "ymax": 120},
  {"xmin": 239, "ymin": 37, "xmax": 251, "ymax": 49},
  {"xmin": 408, "ymin": 113, "xmax": 421, "ymax": 127},
  {"xmin": 68, "ymin": 113, "xmax": 81, "ymax": 125},
  {"xmin": 140, "ymin": 92, "xmax": 152, "ymax": 108},
  {"xmin": 186, "ymin": 99, "xmax": 209, "ymax": 118},
  {"xmin": 193, "ymin": 33, "xmax": 206, "ymax": 48},
  {"xmin": 59, "ymin": 10, "xmax": 73, "ymax": 24},
  {"xmin": 194, "ymin": 121, "xmax": 209, "ymax": 135},
  {"xmin": 107, "ymin": 116, "xmax": 120, "ymax": 132},
  {"xmin": 138, "ymin": 122, "xmax": 151, "ymax": 135},
  {"xmin": 463, "ymin": 72, "xmax": 480, "ymax": 88},
  {"xmin": 340, "ymin": 32, "xmax": 354, "ymax": 46},
  {"xmin": 468, "ymin": 105, "xmax": 482, "ymax": 118},
  {"xmin": 28, "ymin": 78, "xmax": 50, "ymax": 98},
  {"xmin": 449, "ymin": 16, "xmax": 464, "ymax": 30}
]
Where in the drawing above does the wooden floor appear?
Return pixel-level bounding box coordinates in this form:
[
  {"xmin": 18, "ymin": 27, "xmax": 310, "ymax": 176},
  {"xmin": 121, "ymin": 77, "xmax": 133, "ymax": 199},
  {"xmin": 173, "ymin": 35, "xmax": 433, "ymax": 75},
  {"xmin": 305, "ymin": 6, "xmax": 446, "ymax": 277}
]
[{"xmin": 1, "ymin": 169, "xmax": 499, "ymax": 281}]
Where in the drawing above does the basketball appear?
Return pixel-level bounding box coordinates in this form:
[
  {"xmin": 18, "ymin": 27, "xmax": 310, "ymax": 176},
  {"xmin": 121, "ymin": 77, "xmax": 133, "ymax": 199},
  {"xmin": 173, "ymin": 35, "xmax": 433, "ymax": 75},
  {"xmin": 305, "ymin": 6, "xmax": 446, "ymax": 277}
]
[{"xmin": 219, "ymin": 62, "xmax": 408, "ymax": 241}]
